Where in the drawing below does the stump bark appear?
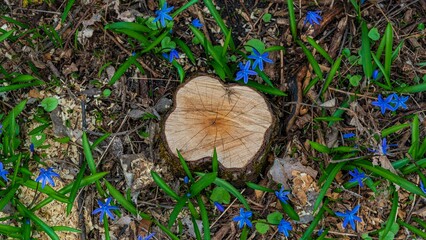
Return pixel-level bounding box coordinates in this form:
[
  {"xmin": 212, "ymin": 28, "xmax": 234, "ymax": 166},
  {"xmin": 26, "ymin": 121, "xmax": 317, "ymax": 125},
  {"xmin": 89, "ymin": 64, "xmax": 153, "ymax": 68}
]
[{"xmin": 162, "ymin": 75, "xmax": 275, "ymax": 184}]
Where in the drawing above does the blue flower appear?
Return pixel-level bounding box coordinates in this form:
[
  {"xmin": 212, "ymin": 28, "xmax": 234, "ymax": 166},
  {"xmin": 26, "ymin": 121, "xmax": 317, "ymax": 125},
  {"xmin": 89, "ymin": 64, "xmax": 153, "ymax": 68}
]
[
  {"xmin": 162, "ymin": 49, "xmax": 179, "ymax": 63},
  {"xmin": 420, "ymin": 181, "xmax": 426, "ymax": 194},
  {"xmin": 277, "ymin": 219, "xmax": 292, "ymax": 237},
  {"xmin": 343, "ymin": 133, "xmax": 356, "ymax": 139},
  {"xmin": 30, "ymin": 143, "xmax": 35, "ymax": 153},
  {"xmin": 317, "ymin": 228, "xmax": 324, "ymax": 236},
  {"xmin": 372, "ymin": 69, "xmax": 379, "ymax": 80},
  {"xmin": 92, "ymin": 197, "xmax": 120, "ymax": 223},
  {"xmin": 390, "ymin": 93, "xmax": 408, "ymax": 110},
  {"xmin": 0, "ymin": 162, "xmax": 9, "ymax": 182},
  {"xmin": 0, "ymin": 123, "xmax": 3, "ymax": 134},
  {"xmin": 191, "ymin": 19, "xmax": 203, "ymax": 28},
  {"xmin": 335, "ymin": 205, "xmax": 362, "ymax": 230},
  {"xmin": 214, "ymin": 201, "xmax": 225, "ymax": 212},
  {"xmin": 380, "ymin": 138, "xmax": 389, "ymax": 155},
  {"xmin": 348, "ymin": 168, "xmax": 366, "ymax": 187},
  {"xmin": 153, "ymin": 3, "xmax": 174, "ymax": 28},
  {"xmin": 304, "ymin": 11, "xmax": 322, "ymax": 26},
  {"xmin": 183, "ymin": 176, "xmax": 189, "ymax": 184},
  {"xmin": 137, "ymin": 233, "xmax": 155, "ymax": 240},
  {"xmin": 235, "ymin": 61, "xmax": 257, "ymax": 84},
  {"xmin": 35, "ymin": 167, "xmax": 60, "ymax": 189},
  {"xmin": 371, "ymin": 94, "xmax": 395, "ymax": 114},
  {"xmin": 233, "ymin": 208, "xmax": 252, "ymax": 228},
  {"xmin": 247, "ymin": 49, "xmax": 273, "ymax": 71},
  {"xmin": 275, "ymin": 186, "xmax": 290, "ymax": 204}
]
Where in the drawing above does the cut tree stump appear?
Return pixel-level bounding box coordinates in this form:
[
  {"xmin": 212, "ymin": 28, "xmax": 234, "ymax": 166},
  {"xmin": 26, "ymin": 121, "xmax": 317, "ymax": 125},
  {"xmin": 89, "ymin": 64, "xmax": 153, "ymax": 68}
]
[{"xmin": 161, "ymin": 75, "xmax": 275, "ymax": 185}]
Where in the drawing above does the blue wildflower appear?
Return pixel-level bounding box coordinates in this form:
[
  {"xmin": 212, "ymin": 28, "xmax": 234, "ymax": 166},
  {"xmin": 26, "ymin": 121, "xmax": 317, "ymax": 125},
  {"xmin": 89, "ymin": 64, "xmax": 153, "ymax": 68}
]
[
  {"xmin": 214, "ymin": 201, "xmax": 225, "ymax": 212},
  {"xmin": 343, "ymin": 133, "xmax": 356, "ymax": 139},
  {"xmin": 371, "ymin": 94, "xmax": 395, "ymax": 114},
  {"xmin": 335, "ymin": 205, "xmax": 362, "ymax": 230},
  {"xmin": 420, "ymin": 181, "xmax": 426, "ymax": 194},
  {"xmin": 153, "ymin": 3, "xmax": 174, "ymax": 28},
  {"xmin": 233, "ymin": 208, "xmax": 252, "ymax": 228},
  {"xmin": 30, "ymin": 143, "xmax": 35, "ymax": 153},
  {"xmin": 390, "ymin": 93, "xmax": 408, "ymax": 110},
  {"xmin": 183, "ymin": 176, "xmax": 189, "ymax": 184},
  {"xmin": 0, "ymin": 123, "xmax": 3, "ymax": 134},
  {"xmin": 0, "ymin": 162, "xmax": 9, "ymax": 182},
  {"xmin": 162, "ymin": 49, "xmax": 179, "ymax": 63},
  {"xmin": 35, "ymin": 167, "xmax": 60, "ymax": 189},
  {"xmin": 275, "ymin": 186, "xmax": 290, "ymax": 204},
  {"xmin": 186, "ymin": 192, "xmax": 191, "ymax": 198},
  {"xmin": 137, "ymin": 233, "xmax": 155, "ymax": 240},
  {"xmin": 235, "ymin": 61, "xmax": 257, "ymax": 84},
  {"xmin": 92, "ymin": 197, "xmax": 120, "ymax": 223},
  {"xmin": 317, "ymin": 228, "xmax": 324, "ymax": 236},
  {"xmin": 304, "ymin": 11, "xmax": 322, "ymax": 26},
  {"xmin": 247, "ymin": 49, "xmax": 273, "ymax": 71},
  {"xmin": 380, "ymin": 138, "xmax": 389, "ymax": 155},
  {"xmin": 277, "ymin": 219, "xmax": 292, "ymax": 237},
  {"xmin": 372, "ymin": 69, "xmax": 379, "ymax": 80},
  {"xmin": 348, "ymin": 168, "xmax": 366, "ymax": 187},
  {"xmin": 191, "ymin": 19, "xmax": 203, "ymax": 28}
]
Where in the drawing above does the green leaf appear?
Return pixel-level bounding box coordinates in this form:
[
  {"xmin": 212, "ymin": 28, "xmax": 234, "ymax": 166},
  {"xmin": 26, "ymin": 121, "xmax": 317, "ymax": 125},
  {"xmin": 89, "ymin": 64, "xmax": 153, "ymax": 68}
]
[
  {"xmin": 262, "ymin": 13, "xmax": 272, "ymax": 23},
  {"xmin": 244, "ymin": 39, "xmax": 265, "ymax": 53},
  {"xmin": 384, "ymin": 23, "xmax": 393, "ymax": 83},
  {"xmin": 151, "ymin": 171, "xmax": 179, "ymax": 200},
  {"xmin": 61, "ymin": 0, "xmax": 76, "ymax": 23},
  {"xmin": 280, "ymin": 201, "xmax": 300, "ymax": 221},
  {"xmin": 161, "ymin": 36, "xmax": 176, "ymax": 50},
  {"xmin": 255, "ymin": 221, "xmax": 269, "ymax": 234},
  {"xmin": 168, "ymin": 197, "xmax": 187, "ymax": 228},
  {"xmin": 314, "ymin": 162, "xmax": 346, "ymax": 212},
  {"xmin": 246, "ymin": 182, "xmax": 274, "ymax": 192},
  {"xmin": 297, "ymin": 40, "xmax": 323, "ymax": 80},
  {"xmin": 267, "ymin": 211, "xmax": 283, "ymax": 224},
  {"xmin": 396, "ymin": 82, "xmax": 426, "ymax": 93},
  {"xmin": 108, "ymin": 55, "xmax": 136, "ymax": 85},
  {"xmin": 203, "ymin": 0, "xmax": 234, "ymax": 50},
  {"xmin": 210, "ymin": 186, "xmax": 231, "ymax": 204},
  {"xmin": 368, "ymin": 27, "xmax": 380, "ymax": 41},
  {"xmin": 0, "ymin": 29, "xmax": 14, "ymax": 42},
  {"xmin": 380, "ymin": 186, "xmax": 398, "ymax": 240},
  {"xmin": 307, "ymin": 37, "xmax": 333, "ymax": 64},
  {"xmin": 105, "ymin": 22, "xmax": 151, "ymax": 33},
  {"xmin": 287, "ymin": 0, "xmax": 297, "ymax": 40},
  {"xmin": 40, "ymin": 97, "xmax": 59, "ymax": 112},
  {"xmin": 245, "ymin": 81, "xmax": 287, "ymax": 96},
  {"xmin": 30, "ymin": 133, "xmax": 46, "ymax": 148},
  {"xmin": 381, "ymin": 123, "xmax": 410, "ymax": 137},
  {"xmin": 66, "ymin": 163, "xmax": 87, "ymax": 215},
  {"xmin": 349, "ymin": 74, "xmax": 362, "ymax": 86}
]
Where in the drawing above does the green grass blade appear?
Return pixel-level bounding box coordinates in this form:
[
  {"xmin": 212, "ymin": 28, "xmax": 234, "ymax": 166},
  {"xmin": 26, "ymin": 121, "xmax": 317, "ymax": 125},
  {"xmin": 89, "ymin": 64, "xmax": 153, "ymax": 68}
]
[
  {"xmin": 380, "ymin": 185, "xmax": 397, "ymax": 240},
  {"xmin": 418, "ymin": 137, "xmax": 426, "ymax": 159},
  {"xmin": 61, "ymin": 0, "xmax": 75, "ymax": 23},
  {"xmin": 177, "ymin": 150, "xmax": 193, "ymax": 180},
  {"xmin": 409, "ymin": 114, "xmax": 420, "ymax": 160},
  {"xmin": 66, "ymin": 162, "xmax": 87, "ymax": 215},
  {"xmin": 287, "ymin": 0, "xmax": 297, "ymax": 40},
  {"xmin": 17, "ymin": 201, "xmax": 60, "ymax": 240},
  {"xmin": 91, "ymin": 133, "xmax": 111, "ymax": 150},
  {"xmin": 203, "ymin": 0, "xmax": 234, "ymax": 49},
  {"xmin": 297, "ymin": 40, "xmax": 323, "ymax": 80},
  {"xmin": 391, "ymin": 41, "xmax": 403, "ymax": 62},
  {"xmin": 51, "ymin": 226, "xmax": 82, "ymax": 233},
  {"xmin": 151, "ymin": 171, "xmax": 180, "ymax": 200},
  {"xmin": 371, "ymin": 53, "xmax": 391, "ymax": 88},
  {"xmin": 246, "ymin": 182, "xmax": 274, "ymax": 192},
  {"xmin": 108, "ymin": 55, "xmax": 136, "ymax": 85},
  {"xmin": 320, "ymin": 55, "xmax": 342, "ymax": 98},
  {"xmin": 353, "ymin": 161, "xmax": 426, "ymax": 197},
  {"xmin": 375, "ymin": 31, "xmax": 386, "ymax": 60},
  {"xmin": 173, "ymin": 38, "xmax": 196, "ymax": 64},
  {"xmin": 381, "ymin": 123, "xmax": 410, "ymax": 137},
  {"xmin": 190, "ymin": 172, "xmax": 217, "ymax": 196},
  {"xmin": 361, "ymin": 21, "xmax": 373, "ymax": 79},
  {"xmin": 307, "ymin": 37, "xmax": 333, "ymax": 64},
  {"xmin": 264, "ymin": 46, "xmax": 285, "ymax": 52},
  {"xmin": 280, "ymin": 201, "xmax": 300, "ymax": 221},
  {"xmin": 104, "ymin": 180, "xmax": 151, "ymax": 219},
  {"xmin": 168, "ymin": 197, "xmax": 187, "ymax": 228},
  {"xmin": 116, "ymin": 29, "xmax": 148, "ymax": 44},
  {"xmin": 396, "ymin": 82, "xmax": 426, "ymax": 93},
  {"xmin": 256, "ymin": 69, "xmax": 274, "ymax": 87},
  {"xmin": 245, "ymin": 81, "xmax": 286, "ymax": 96},
  {"xmin": 300, "ymin": 199, "xmax": 328, "ymax": 240},
  {"xmin": 314, "ymin": 162, "xmax": 345, "ymax": 212},
  {"xmin": 21, "ymin": 180, "xmax": 69, "ymax": 203},
  {"xmin": 396, "ymin": 219, "xmax": 426, "ymax": 238},
  {"xmin": 413, "ymin": 217, "xmax": 426, "ymax": 229},
  {"xmin": 171, "ymin": 60, "xmax": 185, "ymax": 83},
  {"xmin": 141, "ymin": 28, "xmax": 170, "ymax": 53},
  {"xmin": 171, "ymin": 0, "xmax": 198, "ymax": 18},
  {"xmin": 0, "ymin": 185, "xmax": 19, "ymax": 211},
  {"xmin": 196, "ymin": 196, "xmax": 211, "ymax": 240},
  {"xmin": 384, "ymin": 23, "xmax": 393, "ymax": 82},
  {"xmin": 212, "ymin": 148, "xmax": 218, "ymax": 173},
  {"xmin": 0, "ymin": 29, "xmax": 14, "ymax": 42},
  {"xmin": 196, "ymin": 173, "xmax": 250, "ymax": 210},
  {"xmin": 105, "ymin": 22, "xmax": 151, "ymax": 33},
  {"xmin": 308, "ymin": 140, "xmax": 331, "ymax": 154},
  {"xmin": 0, "ymin": 80, "xmax": 44, "ymax": 93},
  {"xmin": 82, "ymin": 132, "xmax": 103, "ymax": 196}
]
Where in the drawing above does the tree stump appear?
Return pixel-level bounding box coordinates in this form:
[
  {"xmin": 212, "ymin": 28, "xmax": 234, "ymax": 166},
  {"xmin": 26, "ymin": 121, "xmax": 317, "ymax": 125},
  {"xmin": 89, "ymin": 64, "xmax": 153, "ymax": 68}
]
[{"xmin": 161, "ymin": 75, "xmax": 275, "ymax": 185}]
